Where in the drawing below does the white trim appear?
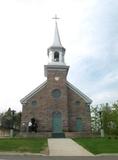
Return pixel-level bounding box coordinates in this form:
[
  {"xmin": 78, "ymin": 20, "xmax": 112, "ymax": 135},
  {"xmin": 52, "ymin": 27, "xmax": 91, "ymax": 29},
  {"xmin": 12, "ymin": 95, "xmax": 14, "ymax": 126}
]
[
  {"xmin": 66, "ymin": 81, "xmax": 92, "ymax": 104},
  {"xmin": 20, "ymin": 81, "xmax": 47, "ymax": 104}
]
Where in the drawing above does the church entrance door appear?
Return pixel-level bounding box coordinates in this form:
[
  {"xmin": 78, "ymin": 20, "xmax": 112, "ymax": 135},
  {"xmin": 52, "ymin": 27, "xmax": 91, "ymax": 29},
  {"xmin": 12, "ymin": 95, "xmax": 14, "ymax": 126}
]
[{"xmin": 52, "ymin": 112, "xmax": 62, "ymax": 133}]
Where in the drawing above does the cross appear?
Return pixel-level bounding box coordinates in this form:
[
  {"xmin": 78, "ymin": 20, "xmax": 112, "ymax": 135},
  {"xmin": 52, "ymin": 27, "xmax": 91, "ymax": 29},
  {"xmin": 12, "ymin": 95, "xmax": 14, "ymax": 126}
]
[{"xmin": 52, "ymin": 14, "xmax": 60, "ymax": 21}]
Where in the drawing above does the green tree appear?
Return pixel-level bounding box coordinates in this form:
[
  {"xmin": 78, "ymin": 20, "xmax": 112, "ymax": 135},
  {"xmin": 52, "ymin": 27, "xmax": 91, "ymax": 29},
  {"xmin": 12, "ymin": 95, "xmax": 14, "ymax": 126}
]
[
  {"xmin": 91, "ymin": 101, "xmax": 118, "ymax": 136},
  {"xmin": 91, "ymin": 105, "xmax": 101, "ymax": 135},
  {"xmin": 101, "ymin": 103, "xmax": 112, "ymax": 135},
  {"xmin": 0, "ymin": 108, "xmax": 21, "ymax": 131},
  {"xmin": 1, "ymin": 108, "xmax": 12, "ymax": 129},
  {"xmin": 111, "ymin": 101, "xmax": 118, "ymax": 135}
]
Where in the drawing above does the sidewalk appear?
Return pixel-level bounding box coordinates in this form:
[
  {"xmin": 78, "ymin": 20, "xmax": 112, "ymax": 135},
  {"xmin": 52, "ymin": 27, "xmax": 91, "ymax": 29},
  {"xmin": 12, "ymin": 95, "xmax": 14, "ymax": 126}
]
[{"xmin": 48, "ymin": 138, "xmax": 94, "ymax": 156}]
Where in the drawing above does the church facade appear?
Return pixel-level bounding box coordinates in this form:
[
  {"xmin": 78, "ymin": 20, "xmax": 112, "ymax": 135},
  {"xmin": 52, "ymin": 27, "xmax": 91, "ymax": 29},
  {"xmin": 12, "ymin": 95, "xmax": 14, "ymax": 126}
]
[{"xmin": 20, "ymin": 21, "xmax": 92, "ymax": 137}]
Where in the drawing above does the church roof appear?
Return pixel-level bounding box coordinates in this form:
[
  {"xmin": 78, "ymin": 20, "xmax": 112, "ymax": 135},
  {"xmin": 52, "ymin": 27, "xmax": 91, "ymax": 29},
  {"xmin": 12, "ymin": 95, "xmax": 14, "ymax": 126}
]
[
  {"xmin": 52, "ymin": 21, "xmax": 62, "ymax": 47},
  {"xmin": 20, "ymin": 80, "xmax": 92, "ymax": 104},
  {"xmin": 20, "ymin": 81, "xmax": 47, "ymax": 104},
  {"xmin": 66, "ymin": 81, "xmax": 92, "ymax": 104}
]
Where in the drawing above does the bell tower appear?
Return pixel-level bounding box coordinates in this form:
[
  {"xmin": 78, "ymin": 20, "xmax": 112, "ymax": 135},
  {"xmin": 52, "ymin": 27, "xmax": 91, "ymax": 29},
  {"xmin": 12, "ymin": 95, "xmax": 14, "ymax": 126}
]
[
  {"xmin": 44, "ymin": 16, "xmax": 69, "ymax": 77},
  {"xmin": 47, "ymin": 21, "xmax": 65, "ymax": 65}
]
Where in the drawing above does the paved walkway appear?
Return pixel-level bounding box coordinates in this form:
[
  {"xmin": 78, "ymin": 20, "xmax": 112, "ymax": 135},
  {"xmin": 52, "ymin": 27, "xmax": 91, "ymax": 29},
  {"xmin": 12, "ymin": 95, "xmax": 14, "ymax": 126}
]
[{"xmin": 48, "ymin": 138, "xmax": 94, "ymax": 156}]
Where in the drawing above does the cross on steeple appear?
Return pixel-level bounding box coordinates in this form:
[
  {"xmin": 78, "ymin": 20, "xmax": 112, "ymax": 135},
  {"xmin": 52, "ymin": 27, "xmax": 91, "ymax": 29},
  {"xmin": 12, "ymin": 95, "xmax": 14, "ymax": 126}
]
[
  {"xmin": 52, "ymin": 14, "xmax": 62, "ymax": 47},
  {"xmin": 52, "ymin": 14, "xmax": 60, "ymax": 21}
]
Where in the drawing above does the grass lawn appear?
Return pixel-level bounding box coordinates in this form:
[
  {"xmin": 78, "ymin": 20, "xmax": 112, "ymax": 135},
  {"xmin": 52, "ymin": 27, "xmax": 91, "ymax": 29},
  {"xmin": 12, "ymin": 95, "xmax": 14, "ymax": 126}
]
[
  {"xmin": 0, "ymin": 138, "xmax": 47, "ymax": 153},
  {"xmin": 73, "ymin": 137, "xmax": 118, "ymax": 154}
]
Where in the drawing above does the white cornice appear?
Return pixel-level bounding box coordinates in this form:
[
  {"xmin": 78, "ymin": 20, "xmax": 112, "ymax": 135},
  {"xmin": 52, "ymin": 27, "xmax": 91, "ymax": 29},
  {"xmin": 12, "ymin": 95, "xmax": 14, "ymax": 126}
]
[
  {"xmin": 20, "ymin": 81, "xmax": 47, "ymax": 104},
  {"xmin": 66, "ymin": 81, "xmax": 92, "ymax": 104}
]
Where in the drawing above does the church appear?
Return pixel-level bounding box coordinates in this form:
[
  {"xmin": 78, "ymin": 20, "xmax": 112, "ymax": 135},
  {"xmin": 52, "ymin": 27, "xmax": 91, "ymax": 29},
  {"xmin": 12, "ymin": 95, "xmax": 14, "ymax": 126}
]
[{"xmin": 20, "ymin": 20, "xmax": 92, "ymax": 137}]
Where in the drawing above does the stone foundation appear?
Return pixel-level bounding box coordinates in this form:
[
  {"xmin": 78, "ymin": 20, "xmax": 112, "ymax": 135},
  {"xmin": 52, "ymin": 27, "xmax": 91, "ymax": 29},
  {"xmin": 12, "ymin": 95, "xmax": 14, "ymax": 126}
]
[{"xmin": 18, "ymin": 131, "xmax": 92, "ymax": 138}]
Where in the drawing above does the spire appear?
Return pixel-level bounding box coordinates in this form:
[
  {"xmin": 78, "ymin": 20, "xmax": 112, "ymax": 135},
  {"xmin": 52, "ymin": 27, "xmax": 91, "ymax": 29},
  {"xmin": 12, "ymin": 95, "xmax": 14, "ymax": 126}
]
[
  {"xmin": 45, "ymin": 16, "xmax": 69, "ymax": 77},
  {"xmin": 52, "ymin": 16, "xmax": 62, "ymax": 47}
]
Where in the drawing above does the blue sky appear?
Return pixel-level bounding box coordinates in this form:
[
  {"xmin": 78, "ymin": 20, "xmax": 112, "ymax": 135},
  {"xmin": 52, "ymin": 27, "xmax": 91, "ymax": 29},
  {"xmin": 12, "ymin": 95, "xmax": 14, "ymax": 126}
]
[
  {"xmin": 68, "ymin": 0, "xmax": 118, "ymax": 105},
  {"xmin": 0, "ymin": 0, "xmax": 118, "ymax": 111}
]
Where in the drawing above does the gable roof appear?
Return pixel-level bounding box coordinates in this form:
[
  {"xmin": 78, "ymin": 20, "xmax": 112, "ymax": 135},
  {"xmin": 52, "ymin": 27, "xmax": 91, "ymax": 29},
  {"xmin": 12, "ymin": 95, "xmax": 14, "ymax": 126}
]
[
  {"xmin": 20, "ymin": 80, "xmax": 92, "ymax": 105},
  {"xmin": 66, "ymin": 81, "xmax": 92, "ymax": 104},
  {"xmin": 20, "ymin": 81, "xmax": 47, "ymax": 104}
]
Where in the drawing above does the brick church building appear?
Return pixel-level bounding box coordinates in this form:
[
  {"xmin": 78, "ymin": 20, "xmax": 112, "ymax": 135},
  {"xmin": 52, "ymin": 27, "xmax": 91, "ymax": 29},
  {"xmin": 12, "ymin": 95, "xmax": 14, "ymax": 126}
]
[{"xmin": 20, "ymin": 21, "xmax": 92, "ymax": 137}]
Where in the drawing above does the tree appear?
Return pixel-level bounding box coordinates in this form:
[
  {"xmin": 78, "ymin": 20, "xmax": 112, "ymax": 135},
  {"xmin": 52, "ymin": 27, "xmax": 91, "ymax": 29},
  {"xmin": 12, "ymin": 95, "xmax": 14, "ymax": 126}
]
[
  {"xmin": 101, "ymin": 103, "xmax": 112, "ymax": 135},
  {"xmin": 91, "ymin": 105, "xmax": 101, "ymax": 135},
  {"xmin": 91, "ymin": 101, "xmax": 118, "ymax": 136},
  {"xmin": 110, "ymin": 101, "xmax": 118, "ymax": 135},
  {"xmin": 0, "ymin": 108, "xmax": 21, "ymax": 131},
  {"xmin": 1, "ymin": 108, "xmax": 12, "ymax": 129}
]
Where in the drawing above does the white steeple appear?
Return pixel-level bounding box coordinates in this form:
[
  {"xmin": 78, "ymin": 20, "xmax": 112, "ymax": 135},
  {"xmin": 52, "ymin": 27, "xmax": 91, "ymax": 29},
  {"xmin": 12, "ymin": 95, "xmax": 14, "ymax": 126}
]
[
  {"xmin": 44, "ymin": 17, "xmax": 69, "ymax": 77},
  {"xmin": 52, "ymin": 21, "xmax": 62, "ymax": 47},
  {"xmin": 47, "ymin": 17, "xmax": 66, "ymax": 66}
]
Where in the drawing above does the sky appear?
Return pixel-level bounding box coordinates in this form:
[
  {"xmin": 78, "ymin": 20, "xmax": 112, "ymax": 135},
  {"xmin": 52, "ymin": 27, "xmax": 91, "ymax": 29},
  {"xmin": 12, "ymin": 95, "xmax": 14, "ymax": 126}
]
[{"xmin": 0, "ymin": 0, "xmax": 118, "ymax": 112}]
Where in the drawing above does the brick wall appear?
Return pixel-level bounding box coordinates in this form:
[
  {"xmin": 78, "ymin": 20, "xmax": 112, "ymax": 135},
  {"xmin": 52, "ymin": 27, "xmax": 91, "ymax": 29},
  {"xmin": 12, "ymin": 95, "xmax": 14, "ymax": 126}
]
[
  {"xmin": 21, "ymin": 68, "xmax": 91, "ymax": 136},
  {"xmin": 67, "ymin": 87, "xmax": 91, "ymax": 134}
]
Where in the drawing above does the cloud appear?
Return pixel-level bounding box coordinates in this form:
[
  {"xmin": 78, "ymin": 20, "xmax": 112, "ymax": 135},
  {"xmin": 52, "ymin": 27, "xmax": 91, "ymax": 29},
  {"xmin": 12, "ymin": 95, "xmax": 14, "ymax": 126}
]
[
  {"xmin": 92, "ymin": 90, "xmax": 118, "ymax": 105},
  {"xmin": 68, "ymin": 0, "xmax": 118, "ymax": 105}
]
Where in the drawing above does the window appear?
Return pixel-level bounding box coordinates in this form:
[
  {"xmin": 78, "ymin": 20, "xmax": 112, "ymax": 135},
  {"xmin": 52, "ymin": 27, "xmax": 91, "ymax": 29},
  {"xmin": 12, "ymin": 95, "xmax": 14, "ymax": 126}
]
[
  {"xmin": 75, "ymin": 101, "xmax": 80, "ymax": 106},
  {"xmin": 52, "ymin": 89, "xmax": 61, "ymax": 98},
  {"xmin": 54, "ymin": 52, "xmax": 59, "ymax": 62},
  {"xmin": 86, "ymin": 104, "xmax": 90, "ymax": 112},
  {"xmin": 31, "ymin": 100, "xmax": 38, "ymax": 107}
]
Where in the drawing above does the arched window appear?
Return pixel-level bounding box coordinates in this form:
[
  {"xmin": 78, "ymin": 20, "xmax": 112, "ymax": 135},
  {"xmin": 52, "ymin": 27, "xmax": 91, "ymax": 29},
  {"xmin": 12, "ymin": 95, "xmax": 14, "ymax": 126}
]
[{"xmin": 54, "ymin": 52, "xmax": 59, "ymax": 62}]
